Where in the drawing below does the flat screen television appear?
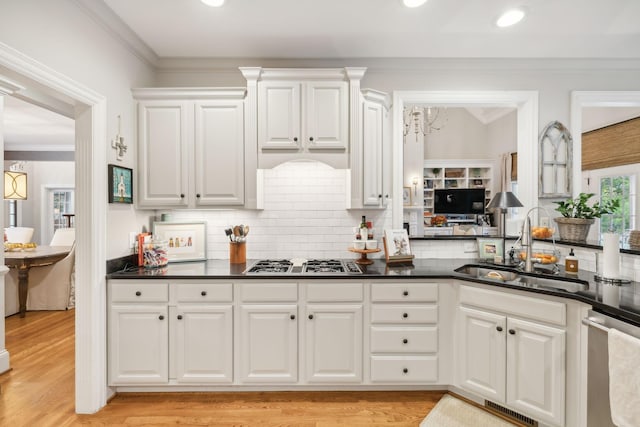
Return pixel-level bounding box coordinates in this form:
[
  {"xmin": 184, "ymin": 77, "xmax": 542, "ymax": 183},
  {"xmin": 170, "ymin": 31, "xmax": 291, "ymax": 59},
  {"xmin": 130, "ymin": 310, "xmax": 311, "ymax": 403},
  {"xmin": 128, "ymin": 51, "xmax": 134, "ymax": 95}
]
[{"xmin": 433, "ymin": 188, "xmax": 486, "ymax": 215}]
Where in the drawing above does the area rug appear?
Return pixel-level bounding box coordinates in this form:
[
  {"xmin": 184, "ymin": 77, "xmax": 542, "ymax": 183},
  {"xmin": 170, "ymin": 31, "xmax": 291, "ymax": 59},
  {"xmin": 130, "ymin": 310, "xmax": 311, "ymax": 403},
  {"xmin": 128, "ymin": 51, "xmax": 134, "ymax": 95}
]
[{"xmin": 420, "ymin": 394, "xmax": 516, "ymax": 427}]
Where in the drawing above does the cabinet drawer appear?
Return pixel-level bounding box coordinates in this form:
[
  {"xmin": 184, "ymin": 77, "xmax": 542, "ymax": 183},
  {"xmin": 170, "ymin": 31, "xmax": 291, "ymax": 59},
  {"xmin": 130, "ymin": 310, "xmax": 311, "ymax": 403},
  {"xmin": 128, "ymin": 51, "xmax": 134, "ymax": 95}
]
[
  {"xmin": 371, "ymin": 304, "xmax": 437, "ymax": 324},
  {"xmin": 370, "ymin": 326, "xmax": 438, "ymax": 353},
  {"xmin": 239, "ymin": 282, "xmax": 298, "ymax": 302},
  {"xmin": 459, "ymin": 285, "xmax": 566, "ymax": 326},
  {"xmin": 110, "ymin": 282, "xmax": 168, "ymax": 303},
  {"xmin": 371, "ymin": 283, "xmax": 438, "ymax": 302},
  {"xmin": 370, "ymin": 355, "xmax": 438, "ymax": 382},
  {"xmin": 306, "ymin": 282, "xmax": 363, "ymax": 302},
  {"xmin": 174, "ymin": 282, "xmax": 233, "ymax": 303}
]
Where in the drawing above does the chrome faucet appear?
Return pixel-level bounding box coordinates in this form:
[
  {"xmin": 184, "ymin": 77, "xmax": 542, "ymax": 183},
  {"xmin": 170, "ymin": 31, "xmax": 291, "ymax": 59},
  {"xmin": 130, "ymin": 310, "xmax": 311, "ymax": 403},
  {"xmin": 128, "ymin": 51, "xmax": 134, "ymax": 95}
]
[{"xmin": 521, "ymin": 214, "xmax": 534, "ymax": 272}]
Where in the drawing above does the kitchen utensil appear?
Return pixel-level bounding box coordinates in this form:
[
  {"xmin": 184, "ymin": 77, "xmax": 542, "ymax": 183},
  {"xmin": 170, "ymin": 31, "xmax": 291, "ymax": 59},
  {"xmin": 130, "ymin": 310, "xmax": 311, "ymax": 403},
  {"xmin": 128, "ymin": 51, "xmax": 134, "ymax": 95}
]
[
  {"xmin": 224, "ymin": 228, "xmax": 233, "ymax": 242},
  {"xmin": 243, "ymin": 225, "xmax": 250, "ymax": 236},
  {"xmin": 233, "ymin": 225, "xmax": 241, "ymax": 240}
]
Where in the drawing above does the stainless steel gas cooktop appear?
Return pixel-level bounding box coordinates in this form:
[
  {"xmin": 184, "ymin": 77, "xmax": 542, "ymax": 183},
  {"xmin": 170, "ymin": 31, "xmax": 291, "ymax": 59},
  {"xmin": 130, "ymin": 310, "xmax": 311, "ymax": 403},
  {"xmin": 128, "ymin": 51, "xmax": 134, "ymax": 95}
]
[{"xmin": 245, "ymin": 259, "xmax": 362, "ymax": 274}]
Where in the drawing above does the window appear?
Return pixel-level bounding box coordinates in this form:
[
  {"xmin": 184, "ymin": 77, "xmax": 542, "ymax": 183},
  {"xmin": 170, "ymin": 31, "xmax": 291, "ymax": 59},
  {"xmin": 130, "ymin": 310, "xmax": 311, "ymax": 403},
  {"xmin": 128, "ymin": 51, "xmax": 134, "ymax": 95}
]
[
  {"xmin": 52, "ymin": 189, "xmax": 74, "ymax": 230},
  {"xmin": 600, "ymin": 175, "xmax": 635, "ymax": 236}
]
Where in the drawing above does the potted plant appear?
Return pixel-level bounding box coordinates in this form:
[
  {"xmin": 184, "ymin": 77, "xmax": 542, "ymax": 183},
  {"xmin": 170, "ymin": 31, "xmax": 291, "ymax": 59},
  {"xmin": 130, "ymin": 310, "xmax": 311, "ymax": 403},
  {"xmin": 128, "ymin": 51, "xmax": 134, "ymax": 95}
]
[{"xmin": 553, "ymin": 192, "xmax": 620, "ymax": 241}]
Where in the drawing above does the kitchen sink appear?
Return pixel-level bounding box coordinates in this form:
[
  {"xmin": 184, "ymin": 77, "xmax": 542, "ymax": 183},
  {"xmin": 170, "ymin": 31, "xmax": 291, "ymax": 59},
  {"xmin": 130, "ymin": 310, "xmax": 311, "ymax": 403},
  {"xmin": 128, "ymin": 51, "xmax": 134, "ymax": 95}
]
[{"xmin": 455, "ymin": 264, "xmax": 589, "ymax": 293}]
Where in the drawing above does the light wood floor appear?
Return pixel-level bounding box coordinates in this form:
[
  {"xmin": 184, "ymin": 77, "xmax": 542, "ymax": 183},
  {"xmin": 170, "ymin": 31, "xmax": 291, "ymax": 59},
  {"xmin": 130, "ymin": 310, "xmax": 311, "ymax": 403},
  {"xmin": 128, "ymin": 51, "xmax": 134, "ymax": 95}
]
[{"xmin": 1, "ymin": 310, "xmax": 446, "ymax": 426}]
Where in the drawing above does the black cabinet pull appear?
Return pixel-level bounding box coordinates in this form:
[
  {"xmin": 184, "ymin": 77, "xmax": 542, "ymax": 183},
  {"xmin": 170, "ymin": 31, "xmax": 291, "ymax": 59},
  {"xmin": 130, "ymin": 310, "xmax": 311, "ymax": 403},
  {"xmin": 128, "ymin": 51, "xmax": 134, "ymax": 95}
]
[
  {"xmin": 159, "ymin": 315, "xmax": 164, "ymax": 320},
  {"xmin": 180, "ymin": 194, "xmax": 185, "ymax": 198},
  {"xmin": 403, "ymin": 338, "xmax": 408, "ymax": 344},
  {"xmin": 385, "ymin": 194, "xmax": 389, "ymax": 199},
  {"xmin": 135, "ymin": 291, "xmax": 141, "ymax": 296},
  {"xmin": 496, "ymin": 326, "xmax": 503, "ymax": 332},
  {"xmin": 308, "ymin": 314, "xmax": 314, "ymax": 320},
  {"xmin": 177, "ymin": 315, "xmax": 183, "ymax": 320},
  {"xmin": 309, "ymin": 136, "xmax": 314, "ymax": 142},
  {"xmin": 293, "ymin": 137, "xmax": 298, "ymax": 142},
  {"xmin": 196, "ymin": 193, "xmax": 201, "ymax": 198},
  {"xmin": 403, "ymin": 291, "xmax": 409, "ymax": 296},
  {"xmin": 290, "ymin": 314, "xmax": 296, "ymax": 320},
  {"xmin": 201, "ymin": 291, "xmax": 207, "ymax": 296},
  {"xmin": 402, "ymin": 368, "xmax": 408, "ymax": 374},
  {"xmin": 378, "ymin": 194, "xmax": 382, "ymax": 198},
  {"xmin": 509, "ymin": 329, "xmax": 516, "ymax": 335},
  {"xmin": 402, "ymin": 313, "xmax": 408, "ymax": 318}
]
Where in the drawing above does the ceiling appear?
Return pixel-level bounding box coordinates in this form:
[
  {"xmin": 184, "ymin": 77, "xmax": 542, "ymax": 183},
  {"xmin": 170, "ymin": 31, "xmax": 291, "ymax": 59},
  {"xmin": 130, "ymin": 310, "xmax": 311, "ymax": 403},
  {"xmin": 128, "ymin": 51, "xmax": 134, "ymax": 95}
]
[
  {"xmin": 98, "ymin": 0, "xmax": 640, "ymax": 59},
  {"xmin": 4, "ymin": 0, "xmax": 640, "ymax": 152}
]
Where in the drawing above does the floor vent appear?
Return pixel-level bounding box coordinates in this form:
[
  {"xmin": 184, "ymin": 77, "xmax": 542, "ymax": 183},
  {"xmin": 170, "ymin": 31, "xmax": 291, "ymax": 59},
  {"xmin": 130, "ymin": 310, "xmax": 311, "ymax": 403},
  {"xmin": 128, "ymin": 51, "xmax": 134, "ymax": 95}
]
[{"xmin": 485, "ymin": 400, "xmax": 538, "ymax": 426}]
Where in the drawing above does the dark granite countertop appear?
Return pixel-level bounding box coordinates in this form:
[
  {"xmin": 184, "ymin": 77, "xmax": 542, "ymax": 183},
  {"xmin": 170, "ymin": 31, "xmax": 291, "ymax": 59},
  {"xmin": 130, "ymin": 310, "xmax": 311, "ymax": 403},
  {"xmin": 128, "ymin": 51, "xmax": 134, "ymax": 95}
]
[{"xmin": 108, "ymin": 258, "xmax": 640, "ymax": 327}]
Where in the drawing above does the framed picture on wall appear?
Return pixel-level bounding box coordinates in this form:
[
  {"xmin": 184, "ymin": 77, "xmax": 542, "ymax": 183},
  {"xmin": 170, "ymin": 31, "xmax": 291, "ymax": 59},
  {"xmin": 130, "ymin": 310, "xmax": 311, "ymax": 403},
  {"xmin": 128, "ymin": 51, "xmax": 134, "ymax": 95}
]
[
  {"xmin": 108, "ymin": 164, "xmax": 133, "ymax": 204},
  {"xmin": 402, "ymin": 187, "xmax": 412, "ymax": 206}
]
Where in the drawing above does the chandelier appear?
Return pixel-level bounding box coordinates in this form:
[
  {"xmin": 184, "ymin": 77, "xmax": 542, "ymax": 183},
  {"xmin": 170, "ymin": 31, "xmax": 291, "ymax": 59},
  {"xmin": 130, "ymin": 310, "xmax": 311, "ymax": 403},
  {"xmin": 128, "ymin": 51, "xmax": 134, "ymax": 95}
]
[{"xmin": 403, "ymin": 106, "xmax": 447, "ymax": 143}]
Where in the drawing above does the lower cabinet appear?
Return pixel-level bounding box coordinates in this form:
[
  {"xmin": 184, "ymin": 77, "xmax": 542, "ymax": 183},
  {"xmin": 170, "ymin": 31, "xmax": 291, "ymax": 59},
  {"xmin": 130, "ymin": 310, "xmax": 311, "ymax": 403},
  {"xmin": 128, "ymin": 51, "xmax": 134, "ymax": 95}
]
[
  {"xmin": 305, "ymin": 304, "xmax": 363, "ymax": 382},
  {"xmin": 171, "ymin": 305, "xmax": 233, "ymax": 384},
  {"xmin": 457, "ymin": 286, "xmax": 566, "ymax": 426},
  {"xmin": 238, "ymin": 304, "xmax": 298, "ymax": 383}
]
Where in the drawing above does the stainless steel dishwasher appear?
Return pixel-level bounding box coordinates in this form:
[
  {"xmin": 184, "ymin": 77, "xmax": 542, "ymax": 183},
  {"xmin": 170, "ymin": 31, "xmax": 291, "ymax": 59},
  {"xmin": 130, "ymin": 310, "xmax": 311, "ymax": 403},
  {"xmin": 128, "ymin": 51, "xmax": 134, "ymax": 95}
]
[{"xmin": 582, "ymin": 309, "xmax": 640, "ymax": 427}]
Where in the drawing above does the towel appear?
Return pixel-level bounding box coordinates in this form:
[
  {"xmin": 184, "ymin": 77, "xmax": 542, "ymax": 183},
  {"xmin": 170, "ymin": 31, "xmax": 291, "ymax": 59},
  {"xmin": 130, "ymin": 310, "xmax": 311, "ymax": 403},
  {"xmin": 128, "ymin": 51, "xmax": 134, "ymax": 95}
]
[{"xmin": 608, "ymin": 328, "xmax": 640, "ymax": 427}]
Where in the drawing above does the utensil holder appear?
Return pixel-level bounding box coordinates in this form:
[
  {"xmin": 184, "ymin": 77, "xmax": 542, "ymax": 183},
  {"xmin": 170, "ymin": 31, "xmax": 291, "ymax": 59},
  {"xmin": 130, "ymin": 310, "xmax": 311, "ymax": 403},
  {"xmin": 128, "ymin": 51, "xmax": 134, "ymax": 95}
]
[{"xmin": 230, "ymin": 242, "xmax": 246, "ymax": 264}]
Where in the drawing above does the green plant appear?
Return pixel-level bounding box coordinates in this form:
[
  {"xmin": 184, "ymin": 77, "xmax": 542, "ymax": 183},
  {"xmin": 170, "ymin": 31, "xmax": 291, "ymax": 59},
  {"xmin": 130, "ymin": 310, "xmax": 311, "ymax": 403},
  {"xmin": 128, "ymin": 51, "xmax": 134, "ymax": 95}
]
[{"xmin": 554, "ymin": 192, "xmax": 620, "ymax": 219}]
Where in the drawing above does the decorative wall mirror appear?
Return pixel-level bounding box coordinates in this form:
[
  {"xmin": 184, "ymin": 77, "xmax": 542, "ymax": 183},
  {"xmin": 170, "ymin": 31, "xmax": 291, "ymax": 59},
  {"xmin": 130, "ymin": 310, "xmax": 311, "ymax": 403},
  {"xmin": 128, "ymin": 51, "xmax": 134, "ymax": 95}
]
[{"xmin": 538, "ymin": 120, "xmax": 572, "ymax": 198}]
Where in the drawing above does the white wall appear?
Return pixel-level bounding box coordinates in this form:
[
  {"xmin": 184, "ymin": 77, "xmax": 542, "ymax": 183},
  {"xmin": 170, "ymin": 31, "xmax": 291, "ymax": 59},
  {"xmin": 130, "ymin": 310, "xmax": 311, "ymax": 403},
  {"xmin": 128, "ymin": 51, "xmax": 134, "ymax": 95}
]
[
  {"xmin": 0, "ymin": 0, "xmax": 156, "ymax": 259},
  {"xmin": 425, "ymin": 108, "xmax": 488, "ymax": 159},
  {"xmin": 163, "ymin": 161, "xmax": 392, "ymax": 260}
]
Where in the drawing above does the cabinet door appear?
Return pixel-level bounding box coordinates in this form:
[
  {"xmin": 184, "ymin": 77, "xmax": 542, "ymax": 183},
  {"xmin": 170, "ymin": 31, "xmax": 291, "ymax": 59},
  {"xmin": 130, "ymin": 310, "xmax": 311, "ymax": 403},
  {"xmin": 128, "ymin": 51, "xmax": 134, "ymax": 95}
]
[
  {"xmin": 109, "ymin": 305, "xmax": 168, "ymax": 385},
  {"xmin": 506, "ymin": 317, "xmax": 566, "ymax": 426},
  {"xmin": 362, "ymin": 100, "xmax": 384, "ymax": 206},
  {"xmin": 258, "ymin": 81, "xmax": 301, "ymax": 150},
  {"xmin": 457, "ymin": 306, "xmax": 506, "ymax": 402},
  {"xmin": 305, "ymin": 81, "xmax": 348, "ymax": 151},
  {"xmin": 137, "ymin": 100, "xmax": 189, "ymax": 207},
  {"xmin": 172, "ymin": 305, "xmax": 233, "ymax": 384},
  {"xmin": 194, "ymin": 100, "xmax": 244, "ymax": 206},
  {"xmin": 239, "ymin": 305, "xmax": 298, "ymax": 383},
  {"xmin": 305, "ymin": 304, "xmax": 363, "ymax": 383}
]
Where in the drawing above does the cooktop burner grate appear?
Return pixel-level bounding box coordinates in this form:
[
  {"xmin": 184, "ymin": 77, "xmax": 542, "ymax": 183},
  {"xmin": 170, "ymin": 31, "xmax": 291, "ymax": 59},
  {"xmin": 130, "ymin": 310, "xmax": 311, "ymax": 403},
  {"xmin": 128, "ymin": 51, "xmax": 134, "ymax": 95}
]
[
  {"xmin": 245, "ymin": 259, "xmax": 293, "ymax": 274},
  {"xmin": 245, "ymin": 259, "xmax": 362, "ymax": 274}
]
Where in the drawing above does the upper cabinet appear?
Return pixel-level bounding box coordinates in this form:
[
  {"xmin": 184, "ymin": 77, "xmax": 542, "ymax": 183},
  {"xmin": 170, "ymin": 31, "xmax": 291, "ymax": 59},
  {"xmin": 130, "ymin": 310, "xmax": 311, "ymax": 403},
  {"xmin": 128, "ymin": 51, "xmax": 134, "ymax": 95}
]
[
  {"xmin": 242, "ymin": 67, "xmax": 366, "ymax": 170},
  {"xmin": 134, "ymin": 88, "xmax": 246, "ymax": 209}
]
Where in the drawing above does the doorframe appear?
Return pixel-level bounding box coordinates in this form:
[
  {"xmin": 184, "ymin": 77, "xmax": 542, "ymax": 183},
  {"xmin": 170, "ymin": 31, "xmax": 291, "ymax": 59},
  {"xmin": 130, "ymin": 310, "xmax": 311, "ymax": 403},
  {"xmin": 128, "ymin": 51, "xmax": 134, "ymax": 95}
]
[{"xmin": 0, "ymin": 42, "xmax": 108, "ymax": 413}]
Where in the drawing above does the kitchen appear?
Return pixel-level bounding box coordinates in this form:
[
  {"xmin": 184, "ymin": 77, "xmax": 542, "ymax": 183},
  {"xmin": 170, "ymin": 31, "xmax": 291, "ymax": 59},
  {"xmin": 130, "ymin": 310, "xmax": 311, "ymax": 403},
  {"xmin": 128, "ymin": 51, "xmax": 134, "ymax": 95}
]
[{"xmin": 1, "ymin": 0, "xmax": 640, "ymax": 426}]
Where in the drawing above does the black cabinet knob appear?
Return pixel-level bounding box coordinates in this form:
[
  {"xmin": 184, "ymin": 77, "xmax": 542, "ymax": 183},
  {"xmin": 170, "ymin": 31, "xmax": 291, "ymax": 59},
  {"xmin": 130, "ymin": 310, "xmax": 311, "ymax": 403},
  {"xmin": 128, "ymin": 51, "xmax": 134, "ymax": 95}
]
[
  {"xmin": 403, "ymin": 338, "xmax": 408, "ymax": 344},
  {"xmin": 403, "ymin": 291, "xmax": 409, "ymax": 296},
  {"xmin": 290, "ymin": 314, "xmax": 296, "ymax": 320},
  {"xmin": 135, "ymin": 291, "xmax": 141, "ymax": 296},
  {"xmin": 196, "ymin": 193, "xmax": 201, "ymax": 198},
  {"xmin": 201, "ymin": 291, "xmax": 207, "ymax": 296},
  {"xmin": 308, "ymin": 314, "xmax": 314, "ymax": 320},
  {"xmin": 293, "ymin": 137, "xmax": 298, "ymax": 142},
  {"xmin": 403, "ymin": 368, "xmax": 408, "ymax": 374},
  {"xmin": 177, "ymin": 315, "xmax": 183, "ymax": 320},
  {"xmin": 509, "ymin": 329, "xmax": 516, "ymax": 335},
  {"xmin": 385, "ymin": 194, "xmax": 390, "ymax": 199},
  {"xmin": 402, "ymin": 313, "xmax": 408, "ymax": 318},
  {"xmin": 180, "ymin": 194, "xmax": 185, "ymax": 198},
  {"xmin": 378, "ymin": 194, "xmax": 382, "ymax": 198},
  {"xmin": 496, "ymin": 326, "xmax": 503, "ymax": 332},
  {"xmin": 309, "ymin": 137, "xmax": 314, "ymax": 142},
  {"xmin": 158, "ymin": 315, "xmax": 164, "ymax": 320}
]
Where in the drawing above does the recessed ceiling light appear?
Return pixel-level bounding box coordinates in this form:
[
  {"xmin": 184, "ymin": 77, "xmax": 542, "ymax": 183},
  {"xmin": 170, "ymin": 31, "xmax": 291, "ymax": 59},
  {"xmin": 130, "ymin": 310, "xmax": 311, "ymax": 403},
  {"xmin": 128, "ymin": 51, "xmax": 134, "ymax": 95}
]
[
  {"xmin": 201, "ymin": 0, "xmax": 225, "ymax": 7},
  {"xmin": 403, "ymin": 0, "xmax": 428, "ymax": 8},
  {"xmin": 496, "ymin": 9, "xmax": 525, "ymax": 27}
]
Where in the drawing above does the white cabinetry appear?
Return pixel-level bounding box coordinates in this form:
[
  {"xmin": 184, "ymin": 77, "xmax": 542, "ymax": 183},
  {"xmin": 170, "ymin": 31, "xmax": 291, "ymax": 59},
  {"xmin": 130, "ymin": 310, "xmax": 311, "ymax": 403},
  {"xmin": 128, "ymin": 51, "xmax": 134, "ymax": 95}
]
[
  {"xmin": 369, "ymin": 282, "xmax": 439, "ymax": 383},
  {"xmin": 304, "ymin": 282, "xmax": 363, "ymax": 383},
  {"xmin": 134, "ymin": 88, "xmax": 246, "ymax": 208},
  {"xmin": 238, "ymin": 282, "xmax": 298, "ymax": 383},
  {"xmin": 457, "ymin": 285, "xmax": 566, "ymax": 426},
  {"xmin": 109, "ymin": 282, "xmax": 169, "ymax": 385},
  {"xmin": 356, "ymin": 89, "xmax": 391, "ymax": 208}
]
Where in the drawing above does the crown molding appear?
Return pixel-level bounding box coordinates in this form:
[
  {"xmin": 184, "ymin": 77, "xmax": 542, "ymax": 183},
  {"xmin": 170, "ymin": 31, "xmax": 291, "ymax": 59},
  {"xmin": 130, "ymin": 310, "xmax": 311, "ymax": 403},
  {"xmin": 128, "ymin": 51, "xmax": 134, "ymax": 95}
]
[{"xmin": 71, "ymin": 0, "xmax": 159, "ymax": 68}]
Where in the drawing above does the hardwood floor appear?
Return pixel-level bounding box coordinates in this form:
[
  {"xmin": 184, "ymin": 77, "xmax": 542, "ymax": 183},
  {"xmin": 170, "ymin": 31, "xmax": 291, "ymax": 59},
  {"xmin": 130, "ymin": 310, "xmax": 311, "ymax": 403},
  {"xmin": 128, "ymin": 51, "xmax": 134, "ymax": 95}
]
[{"xmin": 1, "ymin": 310, "xmax": 445, "ymax": 426}]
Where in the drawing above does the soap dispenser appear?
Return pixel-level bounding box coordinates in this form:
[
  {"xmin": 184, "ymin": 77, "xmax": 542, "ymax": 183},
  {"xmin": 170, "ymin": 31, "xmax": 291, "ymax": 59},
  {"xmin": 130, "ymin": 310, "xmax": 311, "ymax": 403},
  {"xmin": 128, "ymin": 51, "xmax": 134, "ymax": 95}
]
[{"xmin": 565, "ymin": 248, "xmax": 579, "ymax": 274}]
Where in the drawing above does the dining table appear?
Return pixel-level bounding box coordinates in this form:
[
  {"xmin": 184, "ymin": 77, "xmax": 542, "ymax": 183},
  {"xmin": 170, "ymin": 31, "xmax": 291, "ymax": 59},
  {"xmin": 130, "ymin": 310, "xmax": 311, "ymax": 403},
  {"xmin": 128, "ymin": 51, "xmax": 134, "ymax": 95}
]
[{"xmin": 4, "ymin": 245, "xmax": 72, "ymax": 317}]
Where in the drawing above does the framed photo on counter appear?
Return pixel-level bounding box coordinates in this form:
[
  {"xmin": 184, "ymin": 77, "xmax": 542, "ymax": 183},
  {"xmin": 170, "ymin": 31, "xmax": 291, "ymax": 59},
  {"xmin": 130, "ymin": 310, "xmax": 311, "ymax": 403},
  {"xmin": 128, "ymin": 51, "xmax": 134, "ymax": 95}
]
[
  {"xmin": 476, "ymin": 237, "xmax": 503, "ymax": 260},
  {"xmin": 153, "ymin": 221, "xmax": 206, "ymax": 262}
]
